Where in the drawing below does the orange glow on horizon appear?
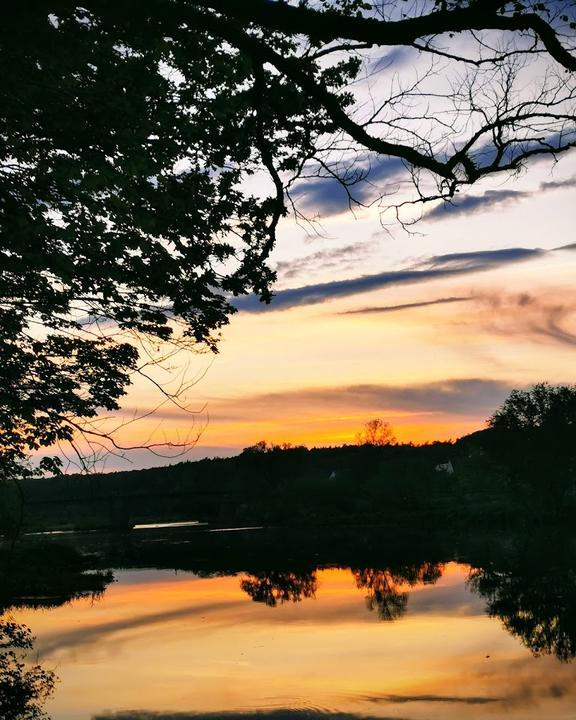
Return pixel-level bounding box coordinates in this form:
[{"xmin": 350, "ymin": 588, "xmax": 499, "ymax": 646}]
[{"xmin": 80, "ymin": 415, "xmax": 483, "ymax": 462}]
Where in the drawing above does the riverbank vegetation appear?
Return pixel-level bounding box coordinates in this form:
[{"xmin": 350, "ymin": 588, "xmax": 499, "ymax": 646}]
[{"xmin": 1, "ymin": 384, "xmax": 574, "ymax": 534}]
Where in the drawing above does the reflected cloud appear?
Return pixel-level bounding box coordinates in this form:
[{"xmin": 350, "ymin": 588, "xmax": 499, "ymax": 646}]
[
  {"xmin": 94, "ymin": 711, "xmax": 412, "ymax": 720},
  {"xmin": 365, "ymin": 692, "xmax": 501, "ymax": 704},
  {"xmin": 40, "ymin": 599, "xmax": 244, "ymax": 658}
]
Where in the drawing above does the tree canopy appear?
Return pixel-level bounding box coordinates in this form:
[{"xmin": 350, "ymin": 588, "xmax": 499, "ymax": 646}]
[
  {"xmin": 1, "ymin": 1, "xmax": 575, "ymax": 477},
  {"xmin": 488, "ymin": 383, "xmax": 576, "ymax": 507},
  {"xmin": 489, "ymin": 382, "xmax": 576, "ymax": 433}
]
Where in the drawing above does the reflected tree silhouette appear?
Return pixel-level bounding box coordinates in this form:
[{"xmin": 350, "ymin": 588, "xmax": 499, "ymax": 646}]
[
  {"xmin": 352, "ymin": 562, "xmax": 444, "ymax": 621},
  {"xmin": 469, "ymin": 564, "xmax": 576, "ymax": 662},
  {"xmin": 0, "ymin": 544, "xmax": 114, "ymax": 614},
  {"xmin": 352, "ymin": 568, "xmax": 408, "ymax": 621},
  {"xmin": 0, "ymin": 619, "xmax": 55, "ymax": 720},
  {"xmin": 240, "ymin": 570, "xmax": 317, "ymax": 607}
]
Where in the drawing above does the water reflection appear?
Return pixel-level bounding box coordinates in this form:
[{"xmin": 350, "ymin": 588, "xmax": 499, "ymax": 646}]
[
  {"xmin": 0, "ymin": 544, "xmax": 114, "ymax": 613},
  {"xmin": 6, "ymin": 526, "xmax": 576, "ymax": 720},
  {"xmin": 0, "ymin": 543, "xmax": 114, "ymax": 719},
  {"xmin": 352, "ymin": 562, "xmax": 444, "ymax": 621},
  {"xmin": 238, "ymin": 561, "xmax": 446, "ymax": 618},
  {"xmin": 469, "ymin": 545, "xmax": 576, "ymax": 662},
  {"xmin": 92, "ymin": 712, "xmax": 420, "ymax": 720},
  {"xmin": 241, "ymin": 570, "xmax": 317, "ymax": 607}
]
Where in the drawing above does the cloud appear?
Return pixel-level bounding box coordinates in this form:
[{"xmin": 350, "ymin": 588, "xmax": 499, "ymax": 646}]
[
  {"xmin": 208, "ymin": 379, "xmax": 513, "ymax": 422},
  {"xmin": 275, "ymin": 241, "xmax": 377, "ymax": 281},
  {"xmin": 540, "ymin": 176, "xmax": 576, "ymax": 191},
  {"xmin": 339, "ymin": 296, "xmax": 471, "ymax": 315},
  {"xmin": 425, "ymin": 189, "xmax": 529, "ymax": 220},
  {"xmin": 292, "ymin": 156, "xmax": 406, "ymax": 217},
  {"xmin": 470, "ymin": 291, "xmax": 576, "ymax": 349},
  {"xmin": 370, "ymin": 46, "xmax": 415, "ymax": 73},
  {"xmin": 530, "ymin": 305, "xmax": 576, "ymax": 347},
  {"xmin": 425, "ymin": 247, "xmax": 543, "ymax": 268},
  {"xmin": 233, "ymin": 247, "xmax": 544, "ymax": 313},
  {"xmin": 426, "ymin": 174, "xmax": 576, "ymax": 221},
  {"xmin": 554, "ymin": 242, "xmax": 576, "ymax": 251}
]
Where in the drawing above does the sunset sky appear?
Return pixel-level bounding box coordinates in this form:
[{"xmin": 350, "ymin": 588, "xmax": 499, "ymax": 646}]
[{"xmin": 97, "ymin": 147, "xmax": 576, "ymax": 471}]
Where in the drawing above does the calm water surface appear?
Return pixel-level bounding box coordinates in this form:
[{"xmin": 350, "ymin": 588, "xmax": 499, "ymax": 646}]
[{"xmin": 11, "ymin": 530, "xmax": 576, "ymax": 720}]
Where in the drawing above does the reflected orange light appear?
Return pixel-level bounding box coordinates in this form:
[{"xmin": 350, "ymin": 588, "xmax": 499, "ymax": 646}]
[{"xmin": 12, "ymin": 562, "xmax": 576, "ymax": 720}]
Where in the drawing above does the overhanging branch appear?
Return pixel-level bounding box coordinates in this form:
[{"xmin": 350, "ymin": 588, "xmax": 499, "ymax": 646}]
[{"xmin": 190, "ymin": 0, "xmax": 576, "ymax": 72}]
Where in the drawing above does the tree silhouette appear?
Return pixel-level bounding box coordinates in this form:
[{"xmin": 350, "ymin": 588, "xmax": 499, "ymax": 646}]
[
  {"xmin": 352, "ymin": 562, "xmax": 443, "ymax": 620},
  {"xmin": 240, "ymin": 570, "xmax": 318, "ymax": 607},
  {"xmin": 356, "ymin": 419, "xmax": 396, "ymax": 447},
  {"xmin": 469, "ymin": 561, "xmax": 576, "ymax": 662},
  {"xmin": 487, "ymin": 383, "xmax": 576, "ymax": 509},
  {"xmin": 0, "ymin": 620, "xmax": 55, "ymax": 720},
  {"xmin": 2, "ymin": 2, "xmax": 575, "ymax": 477},
  {"xmin": 0, "ymin": 544, "xmax": 114, "ymax": 614}
]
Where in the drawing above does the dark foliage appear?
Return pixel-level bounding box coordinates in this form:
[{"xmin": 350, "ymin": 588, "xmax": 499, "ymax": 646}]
[
  {"xmin": 488, "ymin": 383, "xmax": 576, "ymax": 510},
  {"xmin": 0, "ymin": 544, "xmax": 114, "ymax": 614},
  {"xmin": 0, "ymin": 620, "xmax": 55, "ymax": 720},
  {"xmin": 468, "ymin": 531, "xmax": 576, "ymax": 662},
  {"xmin": 240, "ymin": 570, "xmax": 317, "ymax": 606}
]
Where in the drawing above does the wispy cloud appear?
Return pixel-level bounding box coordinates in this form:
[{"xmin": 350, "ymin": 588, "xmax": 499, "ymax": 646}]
[
  {"xmin": 339, "ymin": 296, "xmax": 471, "ymax": 315},
  {"xmin": 234, "ymin": 247, "xmax": 544, "ymax": 313},
  {"xmin": 208, "ymin": 379, "xmax": 513, "ymax": 422},
  {"xmin": 275, "ymin": 241, "xmax": 377, "ymax": 281},
  {"xmin": 472, "ymin": 290, "xmax": 576, "ymax": 349},
  {"xmin": 425, "ymin": 175, "xmax": 576, "ymax": 221},
  {"xmin": 540, "ymin": 176, "xmax": 576, "ymax": 191},
  {"xmin": 554, "ymin": 242, "xmax": 576, "ymax": 252},
  {"xmin": 292, "ymin": 156, "xmax": 405, "ymax": 217},
  {"xmin": 425, "ymin": 189, "xmax": 529, "ymax": 220}
]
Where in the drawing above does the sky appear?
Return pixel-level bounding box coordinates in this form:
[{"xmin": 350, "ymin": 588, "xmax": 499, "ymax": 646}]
[
  {"xmin": 62, "ymin": 31, "xmax": 576, "ymax": 472},
  {"xmin": 92, "ymin": 147, "xmax": 576, "ymax": 472}
]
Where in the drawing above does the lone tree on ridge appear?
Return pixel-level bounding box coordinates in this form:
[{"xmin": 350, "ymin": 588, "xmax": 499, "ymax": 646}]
[{"xmin": 357, "ymin": 419, "xmax": 397, "ymax": 446}]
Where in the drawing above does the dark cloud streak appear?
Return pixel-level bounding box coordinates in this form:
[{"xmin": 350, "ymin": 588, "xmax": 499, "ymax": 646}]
[
  {"xmin": 292, "ymin": 156, "xmax": 406, "ymax": 217},
  {"xmin": 426, "ymin": 174, "xmax": 576, "ymax": 221},
  {"xmin": 234, "ymin": 247, "xmax": 544, "ymax": 313},
  {"xmin": 425, "ymin": 190, "xmax": 529, "ymax": 220},
  {"xmin": 339, "ymin": 296, "xmax": 471, "ymax": 315},
  {"xmin": 210, "ymin": 379, "xmax": 513, "ymax": 421}
]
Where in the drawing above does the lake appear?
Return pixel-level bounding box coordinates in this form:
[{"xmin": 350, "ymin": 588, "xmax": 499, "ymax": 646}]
[{"xmin": 4, "ymin": 525, "xmax": 576, "ymax": 720}]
